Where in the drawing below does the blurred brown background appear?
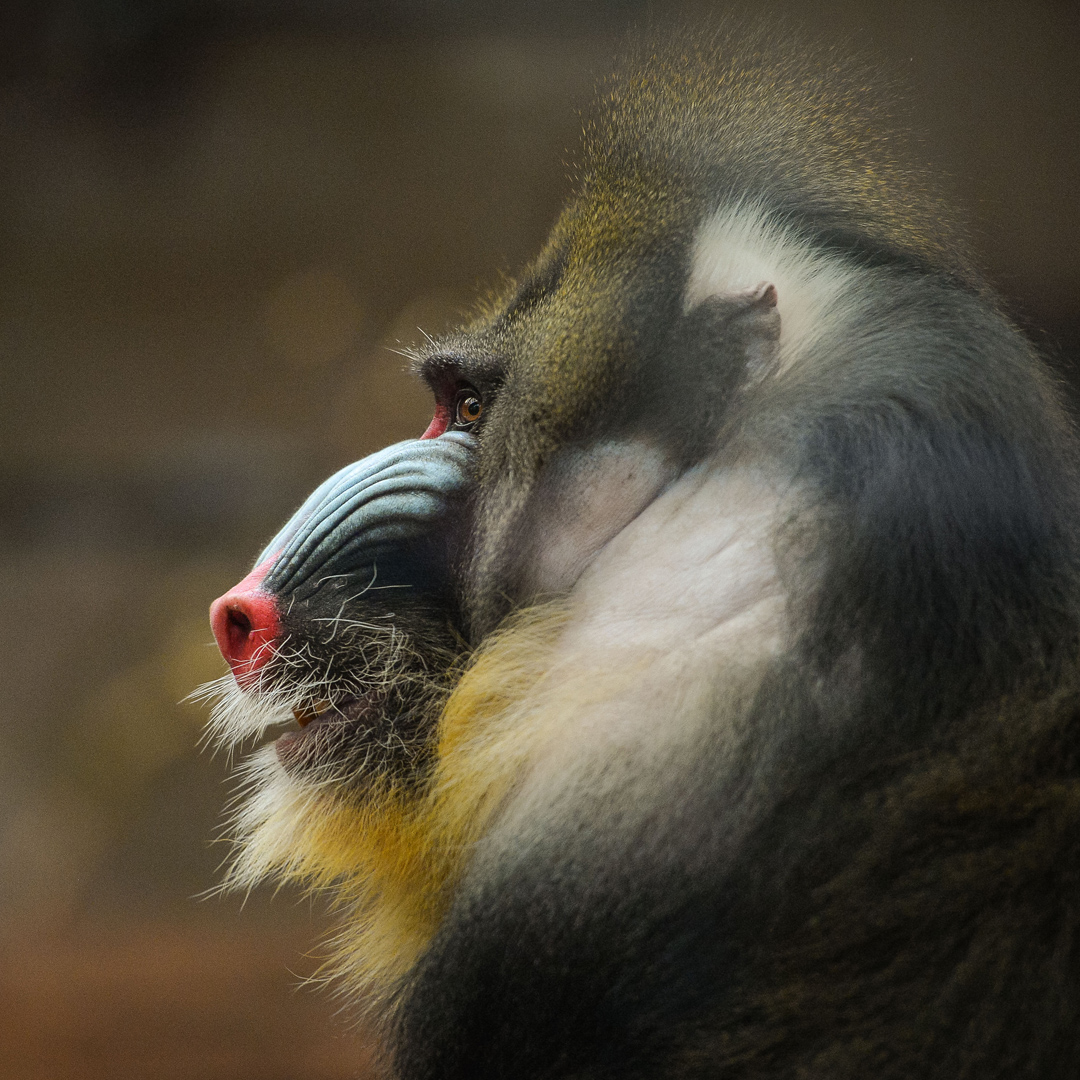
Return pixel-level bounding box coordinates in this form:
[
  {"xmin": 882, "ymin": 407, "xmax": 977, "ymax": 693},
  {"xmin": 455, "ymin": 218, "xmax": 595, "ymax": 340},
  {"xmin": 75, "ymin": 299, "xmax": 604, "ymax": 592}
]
[{"xmin": 0, "ymin": 1, "xmax": 1076, "ymax": 1077}]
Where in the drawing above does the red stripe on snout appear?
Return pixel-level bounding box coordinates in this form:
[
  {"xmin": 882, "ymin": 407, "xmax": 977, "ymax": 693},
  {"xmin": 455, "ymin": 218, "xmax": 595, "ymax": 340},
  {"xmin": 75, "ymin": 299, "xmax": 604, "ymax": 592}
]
[
  {"xmin": 421, "ymin": 403, "xmax": 451, "ymax": 439},
  {"xmin": 210, "ymin": 558, "xmax": 282, "ymax": 683}
]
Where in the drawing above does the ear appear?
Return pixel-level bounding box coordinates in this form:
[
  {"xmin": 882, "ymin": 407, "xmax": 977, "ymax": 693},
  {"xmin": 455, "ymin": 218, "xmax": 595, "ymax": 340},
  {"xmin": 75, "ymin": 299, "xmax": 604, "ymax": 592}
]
[
  {"xmin": 653, "ymin": 282, "xmax": 782, "ymax": 462},
  {"xmin": 740, "ymin": 281, "xmax": 781, "ymax": 380},
  {"xmin": 740, "ymin": 281, "xmax": 778, "ymax": 308},
  {"xmin": 705, "ymin": 281, "xmax": 780, "ymax": 382},
  {"xmin": 666, "ymin": 281, "xmax": 782, "ymax": 395}
]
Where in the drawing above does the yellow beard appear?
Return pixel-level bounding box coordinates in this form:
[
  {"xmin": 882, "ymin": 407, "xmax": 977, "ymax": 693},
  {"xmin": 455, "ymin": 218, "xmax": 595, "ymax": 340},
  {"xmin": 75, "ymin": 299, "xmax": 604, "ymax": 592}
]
[{"xmin": 223, "ymin": 603, "xmax": 570, "ymax": 1007}]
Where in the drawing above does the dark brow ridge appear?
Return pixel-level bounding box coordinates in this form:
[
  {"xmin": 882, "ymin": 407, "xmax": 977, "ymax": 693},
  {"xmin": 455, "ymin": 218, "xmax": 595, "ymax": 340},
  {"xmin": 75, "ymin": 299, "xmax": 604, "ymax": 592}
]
[{"xmin": 498, "ymin": 247, "xmax": 568, "ymax": 325}]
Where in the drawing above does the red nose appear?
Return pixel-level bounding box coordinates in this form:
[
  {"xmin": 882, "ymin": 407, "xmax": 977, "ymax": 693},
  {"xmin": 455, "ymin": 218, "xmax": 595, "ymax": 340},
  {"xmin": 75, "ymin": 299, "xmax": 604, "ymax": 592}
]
[{"xmin": 210, "ymin": 559, "xmax": 282, "ymax": 682}]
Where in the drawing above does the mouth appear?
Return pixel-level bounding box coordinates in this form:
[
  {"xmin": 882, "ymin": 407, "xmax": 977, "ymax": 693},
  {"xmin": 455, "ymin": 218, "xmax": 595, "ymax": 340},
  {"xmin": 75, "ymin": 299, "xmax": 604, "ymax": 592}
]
[
  {"xmin": 272, "ymin": 688, "xmax": 429, "ymax": 782},
  {"xmin": 277, "ymin": 693, "xmax": 372, "ymax": 753},
  {"xmin": 292, "ymin": 700, "xmax": 332, "ymax": 728}
]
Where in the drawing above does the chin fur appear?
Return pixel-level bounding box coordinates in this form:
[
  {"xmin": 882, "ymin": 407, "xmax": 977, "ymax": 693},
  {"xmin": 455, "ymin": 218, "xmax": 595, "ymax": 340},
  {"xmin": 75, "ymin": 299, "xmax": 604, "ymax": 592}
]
[{"xmin": 207, "ymin": 604, "xmax": 571, "ymax": 1014}]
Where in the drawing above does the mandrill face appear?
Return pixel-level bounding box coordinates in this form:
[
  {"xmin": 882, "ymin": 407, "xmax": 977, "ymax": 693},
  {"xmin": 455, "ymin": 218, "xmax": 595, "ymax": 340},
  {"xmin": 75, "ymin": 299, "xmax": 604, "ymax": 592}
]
[{"xmin": 204, "ymin": 270, "xmax": 781, "ymax": 796}]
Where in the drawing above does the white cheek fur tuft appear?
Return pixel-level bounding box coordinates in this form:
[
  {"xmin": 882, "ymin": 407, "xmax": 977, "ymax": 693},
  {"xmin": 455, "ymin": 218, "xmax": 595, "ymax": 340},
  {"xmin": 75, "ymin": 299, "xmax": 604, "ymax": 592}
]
[{"xmin": 685, "ymin": 201, "xmax": 858, "ymax": 374}]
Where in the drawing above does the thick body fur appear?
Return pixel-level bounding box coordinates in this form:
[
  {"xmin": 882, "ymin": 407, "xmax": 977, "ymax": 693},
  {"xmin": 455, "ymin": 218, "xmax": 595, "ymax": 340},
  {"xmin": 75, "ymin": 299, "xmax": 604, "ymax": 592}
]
[{"xmin": 203, "ymin": 25, "xmax": 1080, "ymax": 1079}]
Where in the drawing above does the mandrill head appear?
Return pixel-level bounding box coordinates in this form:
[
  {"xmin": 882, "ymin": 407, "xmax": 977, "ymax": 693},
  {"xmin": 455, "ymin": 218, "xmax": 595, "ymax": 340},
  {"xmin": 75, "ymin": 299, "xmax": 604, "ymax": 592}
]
[{"xmin": 200, "ymin": 263, "xmax": 784, "ymax": 998}]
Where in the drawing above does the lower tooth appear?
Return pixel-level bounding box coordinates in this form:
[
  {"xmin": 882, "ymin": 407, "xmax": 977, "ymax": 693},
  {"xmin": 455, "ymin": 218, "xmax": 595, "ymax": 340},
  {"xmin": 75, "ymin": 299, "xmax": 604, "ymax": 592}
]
[{"xmin": 292, "ymin": 700, "xmax": 330, "ymax": 727}]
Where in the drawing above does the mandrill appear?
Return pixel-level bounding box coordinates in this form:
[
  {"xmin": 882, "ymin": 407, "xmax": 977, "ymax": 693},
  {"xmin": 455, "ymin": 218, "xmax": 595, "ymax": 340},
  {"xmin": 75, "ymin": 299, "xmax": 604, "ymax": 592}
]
[{"xmin": 200, "ymin": 24, "xmax": 1080, "ymax": 1080}]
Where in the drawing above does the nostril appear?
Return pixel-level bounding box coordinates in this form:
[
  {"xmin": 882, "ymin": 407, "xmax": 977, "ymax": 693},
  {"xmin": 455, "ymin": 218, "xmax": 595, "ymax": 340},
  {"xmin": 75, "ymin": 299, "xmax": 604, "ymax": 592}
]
[
  {"xmin": 225, "ymin": 605, "xmax": 253, "ymax": 652},
  {"xmin": 229, "ymin": 605, "xmax": 252, "ymax": 636},
  {"xmin": 210, "ymin": 560, "xmax": 282, "ymax": 680}
]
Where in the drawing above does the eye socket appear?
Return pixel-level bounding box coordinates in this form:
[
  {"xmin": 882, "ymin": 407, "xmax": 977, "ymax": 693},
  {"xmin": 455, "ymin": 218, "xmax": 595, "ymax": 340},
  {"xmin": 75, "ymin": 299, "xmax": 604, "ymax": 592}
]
[{"xmin": 455, "ymin": 391, "xmax": 484, "ymax": 427}]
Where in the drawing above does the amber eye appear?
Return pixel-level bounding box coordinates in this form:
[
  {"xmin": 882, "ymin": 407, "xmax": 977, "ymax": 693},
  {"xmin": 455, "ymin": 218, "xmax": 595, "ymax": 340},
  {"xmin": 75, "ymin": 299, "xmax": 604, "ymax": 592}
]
[{"xmin": 455, "ymin": 392, "xmax": 483, "ymax": 426}]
